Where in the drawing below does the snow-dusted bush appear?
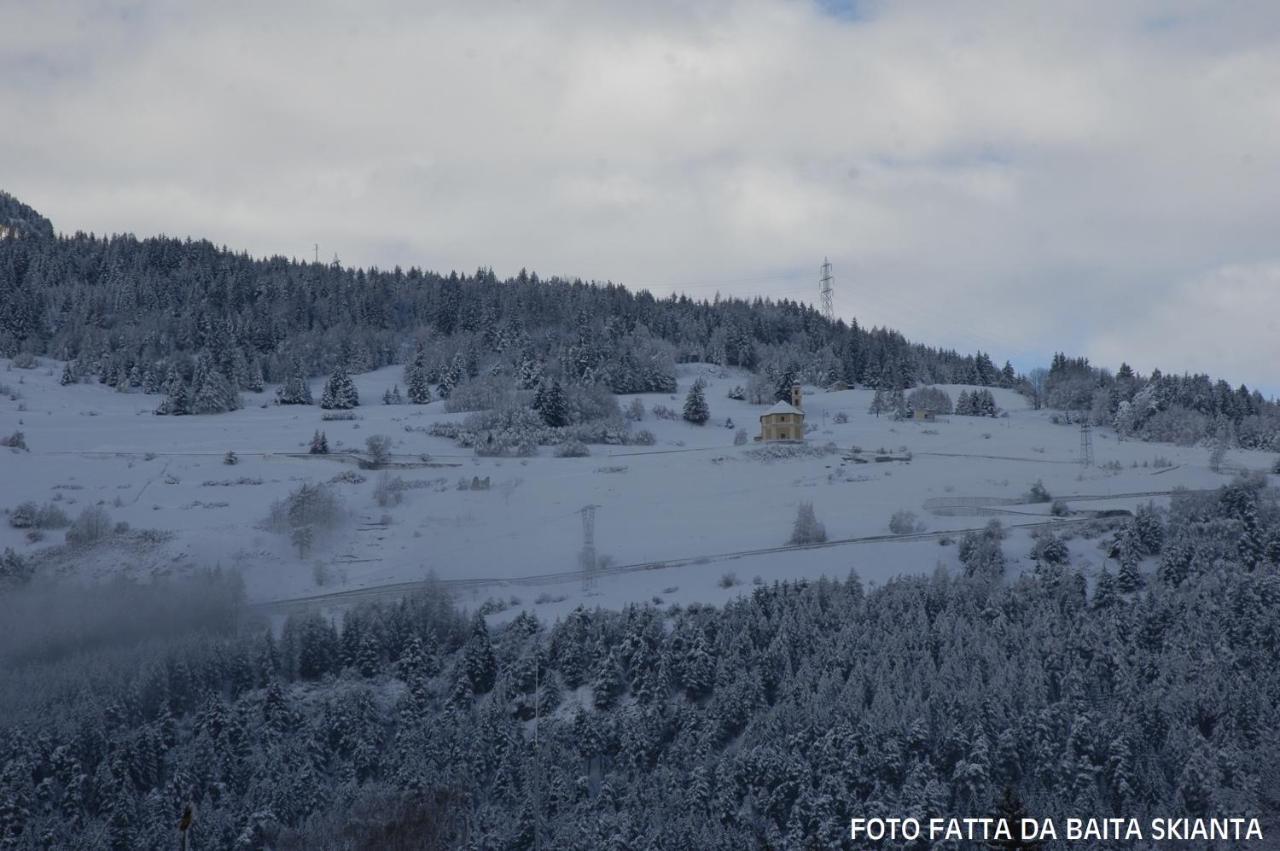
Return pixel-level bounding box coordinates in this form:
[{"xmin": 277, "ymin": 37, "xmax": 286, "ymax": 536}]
[
  {"xmin": 555, "ymin": 440, "xmax": 590, "ymax": 458},
  {"xmin": 907, "ymin": 386, "xmax": 953, "ymax": 416},
  {"xmin": 718, "ymin": 572, "xmax": 740, "ymax": 588},
  {"xmin": 633, "ymin": 429, "xmax": 656, "ymax": 446},
  {"xmin": 833, "ymin": 411, "xmax": 849, "ymax": 424},
  {"xmin": 744, "ymin": 442, "xmax": 838, "ymax": 463},
  {"xmin": 374, "ymin": 473, "xmax": 406, "ymax": 507},
  {"xmin": 562, "ymin": 383, "xmax": 622, "ymax": 424},
  {"xmin": 223, "ymin": 450, "xmax": 238, "ymax": 466},
  {"xmin": 1209, "ymin": 440, "xmax": 1228, "ymax": 473},
  {"xmin": 1050, "ymin": 499, "xmax": 1070, "ymax": 517},
  {"xmin": 734, "ymin": 428, "xmax": 749, "ymax": 446},
  {"xmin": 1030, "ymin": 532, "xmax": 1070, "ymax": 565},
  {"xmin": 745, "ymin": 373, "xmax": 774, "ymax": 405},
  {"xmin": 624, "ymin": 397, "xmax": 645, "ymax": 421},
  {"xmin": 66, "ymin": 506, "xmax": 113, "ymax": 547},
  {"xmin": 431, "ymin": 404, "xmax": 642, "ymax": 450},
  {"xmin": 1025, "ymin": 479, "xmax": 1052, "ymax": 503},
  {"xmin": 0, "ymin": 548, "xmax": 33, "ymax": 587},
  {"xmin": 11, "ymin": 352, "xmax": 36, "ymax": 369},
  {"xmin": 1273, "ymin": 456, "xmax": 1280, "ymax": 475},
  {"xmin": 651, "ymin": 404, "xmax": 678, "ymax": 421},
  {"xmin": 365, "ymin": 434, "xmax": 393, "ymax": 467},
  {"xmin": 267, "ymin": 483, "xmax": 342, "ymax": 554},
  {"xmin": 789, "ymin": 501, "xmax": 827, "ymax": 545},
  {"xmin": 8, "ymin": 503, "xmax": 37, "ymax": 529},
  {"xmin": 888, "ymin": 509, "xmax": 924, "ymax": 535},
  {"xmin": 726, "ymin": 385, "xmax": 745, "ymax": 401},
  {"xmin": 0, "ymin": 431, "xmax": 27, "ymax": 451},
  {"xmin": 443, "ymin": 374, "xmax": 518, "ymax": 413}
]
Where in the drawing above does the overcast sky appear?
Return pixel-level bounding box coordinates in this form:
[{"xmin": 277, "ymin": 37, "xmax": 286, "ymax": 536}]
[{"xmin": 4, "ymin": 1, "xmax": 1279, "ymax": 390}]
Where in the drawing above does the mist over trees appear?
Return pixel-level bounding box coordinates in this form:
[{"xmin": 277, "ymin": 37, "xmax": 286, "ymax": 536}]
[{"xmin": 1, "ymin": 479, "xmax": 1277, "ymax": 848}]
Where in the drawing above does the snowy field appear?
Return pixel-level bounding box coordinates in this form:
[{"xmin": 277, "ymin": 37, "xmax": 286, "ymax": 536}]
[{"xmin": 1, "ymin": 358, "xmax": 1272, "ymax": 623}]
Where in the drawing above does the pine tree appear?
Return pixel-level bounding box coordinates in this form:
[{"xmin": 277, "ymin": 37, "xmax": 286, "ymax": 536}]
[
  {"xmin": 156, "ymin": 375, "xmax": 190, "ymax": 416},
  {"xmin": 683, "ymin": 379, "xmax": 710, "ymax": 425},
  {"xmin": 789, "ymin": 501, "xmax": 827, "ymax": 545},
  {"xmin": 142, "ymin": 365, "xmax": 161, "ymax": 394},
  {"xmin": 276, "ymin": 360, "xmax": 313, "ymax": 405},
  {"xmin": 593, "ymin": 649, "xmax": 625, "ymax": 709},
  {"xmin": 406, "ymin": 355, "xmax": 432, "ymax": 404},
  {"xmin": 319, "ymin": 365, "xmax": 359, "ymax": 409},
  {"xmin": 245, "ymin": 360, "xmax": 265, "ymax": 393},
  {"xmin": 437, "ymin": 355, "xmax": 463, "ymax": 400},
  {"xmin": 516, "ymin": 349, "xmax": 543, "ymax": 390},
  {"xmin": 1117, "ymin": 554, "xmax": 1143, "ymax": 593},
  {"xmin": 190, "ymin": 360, "xmax": 240, "ymax": 414},
  {"xmin": 535, "ymin": 381, "xmax": 568, "ymax": 428},
  {"xmin": 309, "ymin": 430, "xmax": 329, "ymax": 455},
  {"xmin": 59, "ymin": 361, "xmax": 76, "ymax": 386},
  {"xmin": 1093, "ymin": 569, "xmax": 1118, "ymax": 608},
  {"xmin": 462, "ymin": 614, "xmax": 497, "ymax": 694},
  {"xmin": 869, "ymin": 388, "xmax": 886, "ymax": 417},
  {"xmin": 382, "ymin": 385, "xmax": 404, "ymax": 405}
]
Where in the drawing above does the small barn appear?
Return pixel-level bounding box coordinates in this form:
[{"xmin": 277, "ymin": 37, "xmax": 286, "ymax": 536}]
[
  {"xmin": 912, "ymin": 408, "xmax": 936, "ymax": 422},
  {"xmin": 759, "ymin": 385, "xmax": 805, "ymax": 441}
]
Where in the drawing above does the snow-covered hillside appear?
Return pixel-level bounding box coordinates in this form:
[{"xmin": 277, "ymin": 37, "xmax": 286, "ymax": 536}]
[{"xmin": 1, "ymin": 357, "xmax": 1272, "ymax": 621}]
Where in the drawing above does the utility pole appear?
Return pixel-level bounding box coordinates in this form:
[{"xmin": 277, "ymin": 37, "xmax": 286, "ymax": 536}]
[
  {"xmin": 819, "ymin": 257, "xmax": 834, "ymax": 322},
  {"xmin": 580, "ymin": 504, "xmax": 599, "ymax": 590},
  {"xmin": 1080, "ymin": 419, "xmax": 1094, "ymax": 467}
]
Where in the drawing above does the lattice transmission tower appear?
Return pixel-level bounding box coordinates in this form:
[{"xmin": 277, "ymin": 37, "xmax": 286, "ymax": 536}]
[
  {"xmin": 1080, "ymin": 420, "xmax": 1094, "ymax": 467},
  {"xmin": 819, "ymin": 257, "xmax": 834, "ymax": 322}
]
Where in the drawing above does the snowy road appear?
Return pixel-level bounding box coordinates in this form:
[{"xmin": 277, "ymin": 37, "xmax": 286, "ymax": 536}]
[{"xmin": 252, "ymin": 515, "xmax": 1098, "ymax": 615}]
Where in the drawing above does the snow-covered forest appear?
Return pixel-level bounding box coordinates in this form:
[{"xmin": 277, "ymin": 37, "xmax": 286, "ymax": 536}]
[
  {"xmin": 4, "ymin": 189, "xmax": 1280, "ymax": 849},
  {"xmin": 1, "ymin": 476, "xmax": 1277, "ymax": 848},
  {"xmin": 4, "ymin": 190, "xmax": 1277, "ymax": 454}
]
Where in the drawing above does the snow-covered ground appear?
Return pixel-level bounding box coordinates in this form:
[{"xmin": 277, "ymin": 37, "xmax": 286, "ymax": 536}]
[{"xmin": 1, "ymin": 358, "xmax": 1271, "ymax": 622}]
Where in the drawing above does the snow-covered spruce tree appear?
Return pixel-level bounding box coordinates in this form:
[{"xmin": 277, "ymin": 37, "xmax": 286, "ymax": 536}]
[
  {"xmin": 683, "ymin": 379, "xmax": 710, "ymax": 425},
  {"xmin": 276, "ymin": 360, "xmax": 313, "ymax": 405},
  {"xmin": 142, "ymin": 365, "xmax": 161, "ymax": 394},
  {"xmin": 382, "ymin": 385, "xmax": 404, "ymax": 405},
  {"xmin": 155, "ymin": 370, "xmax": 190, "ymax": 416},
  {"xmin": 958, "ymin": 521, "xmax": 1006, "ymax": 581},
  {"xmin": 437, "ymin": 354, "xmax": 464, "ymax": 400},
  {"xmin": 189, "ymin": 358, "xmax": 240, "ymax": 414},
  {"xmin": 869, "ymin": 388, "xmax": 887, "ymax": 417},
  {"xmin": 789, "ymin": 501, "xmax": 827, "ymax": 545},
  {"xmin": 1115, "ymin": 524, "xmax": 1145, "ymax": 592},
  {"xmin": 406, "ymin": 357, "xmax": 432, "ymax": 404},
  {"xmin": 534, "ymin": 380, "xmax": 568, "ymax": 428},
  {"xmin": 59, "ymin": 360, "xmax": 76, "ymax": 386},
  {"xmin": 309, "ymin": 430, "xmax": 329, "ymax": 455},
  {"xmin": 320, "ymin": 365, "xmax": 359, "ymax": 410},
  {"xmin": 516, "ymin": 349, "xmax": 543, "ymax": 390}
]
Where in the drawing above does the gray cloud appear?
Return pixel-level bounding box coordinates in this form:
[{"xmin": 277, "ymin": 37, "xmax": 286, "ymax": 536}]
[{"xmin": 3, "ymin": 0, "xmax": 1279, "ymax": 389}]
